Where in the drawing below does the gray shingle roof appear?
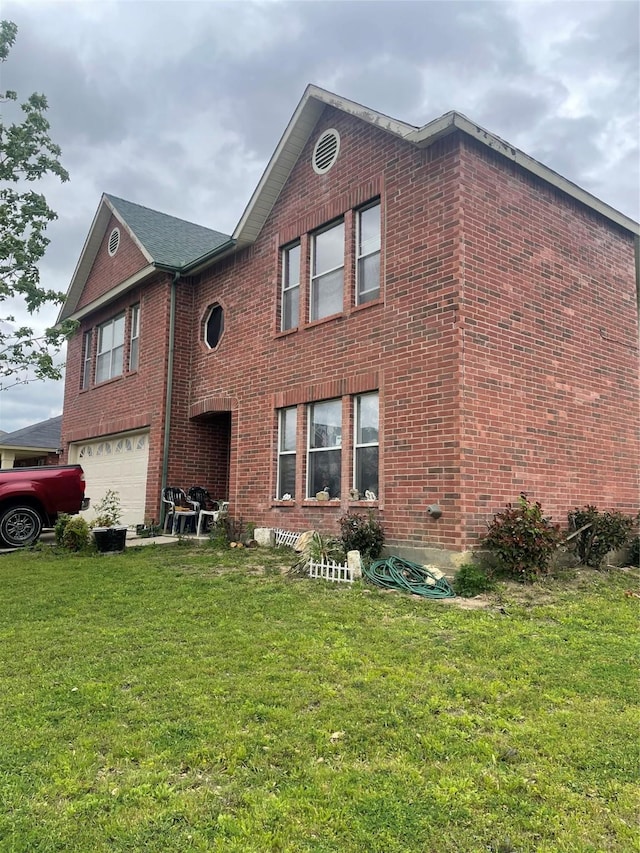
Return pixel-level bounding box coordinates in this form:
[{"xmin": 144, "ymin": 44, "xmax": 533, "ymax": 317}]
[
  {"xmin": 0, "ymin": 416, "xmax": 62, "ymax": 450},
  {"xmin": 105, "ymin": 194, "xmax": 231, "ymax": 268}
]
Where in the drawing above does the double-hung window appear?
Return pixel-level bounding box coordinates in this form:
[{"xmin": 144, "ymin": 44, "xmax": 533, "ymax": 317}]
[
  {"xmin": 277, "ymin": 407, "xmax": 297, "ymax": 499},
  {"xmin": 307, "ymin": 399, "xmax": 342, "ymax": 498},
  {"xmin": 354, "ymin": 392, "xmax": 379, "ymax": 496},
  {"xmin": 356, "ymin": 201, "xmax": 381, "ymax": 304},
  {"xmin": 129, "ymin": 304, "xmax": 140, "ymax": 371},
  {"xmin": 310, "ymin": 220, "xmax": 344, "ymax": 321},
  {"xmin": 281, "ymin": 243, "xmax": 300, "ymax": 331},
  {"xmin": 95, "ymin": 314, "xmax": 125, "ymax": 383},
  {"xmin": 81, "ymin": 330, "xmax": 92, "ymax": 389}
]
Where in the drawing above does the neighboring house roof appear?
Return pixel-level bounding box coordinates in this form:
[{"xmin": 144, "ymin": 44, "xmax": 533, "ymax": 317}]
[
  {"xmin": 59, "ymin": 196, "xmax": 233, "ymax": 322},
  {"xmin": 0, "ymin": 415, "xmax": 62, "ymax": 452}
]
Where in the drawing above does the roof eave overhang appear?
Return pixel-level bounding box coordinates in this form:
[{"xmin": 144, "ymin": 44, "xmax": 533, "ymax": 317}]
[
  {"xmin": 61, "ymin": 264, "xmax": 157, "ymax": 323},
  {"xmin": 231, "ymin": 84, "xmax": 417, "ymax": 248},
  {"xmin": 0, "ymin": 445, "xmax": 59, "ymax": 453},
  {"xmin": 407, "ymin": 112, "xmax": 640, "ymax": 236},
  {"xmin": 57, "ymin": 195, "xmax": 155, "ymax": 323}
]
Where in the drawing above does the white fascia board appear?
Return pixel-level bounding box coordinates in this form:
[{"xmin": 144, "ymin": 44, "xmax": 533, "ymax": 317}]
[
  {"xmin": 0, "ymin": 444, "xmax": 57, "ymax": 453},
  {"xmin": 57, "ymin": 198, "xmax": 112, "ymax": 323},
  {"xmin": 232, "ymin": 85, "xmax": 418, "ymax": 248},
  {"xmin": 408, "ymin": 113, "xmax": 640, "ymax": 236},
  {"xmin": 62, "ymin": 264, "xmax": 156, "ymax": 323}
]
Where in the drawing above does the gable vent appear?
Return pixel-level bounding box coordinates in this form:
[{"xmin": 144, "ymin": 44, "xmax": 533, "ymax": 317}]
[
  {"xmin": 108, "ymin": 227, "xmax": 120, "ymax": 257},
  {"xmin": 312, "ymin": 128, "xmax": 340, "ymax": 175}
]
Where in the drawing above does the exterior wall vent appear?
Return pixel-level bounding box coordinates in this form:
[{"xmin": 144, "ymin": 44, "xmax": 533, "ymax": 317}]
[
  {"xmin": 312, "ymin": 129, "xmax": 340, "ymax": 175},
  {"xmin": 108, "ymin": 228, "xmax": 120, "ymax": 257}
]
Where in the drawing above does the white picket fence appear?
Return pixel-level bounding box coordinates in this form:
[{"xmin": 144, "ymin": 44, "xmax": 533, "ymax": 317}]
[
  {"xmin": 308, "ymin": 557, "xmax": 354, "ymax": 584},
  {"xmin": 274, "ymin": 528, "xmax": 301, "ymax": 548}
]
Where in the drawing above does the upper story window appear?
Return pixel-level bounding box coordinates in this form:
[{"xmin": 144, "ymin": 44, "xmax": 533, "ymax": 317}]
[
  {"xmin": 277, "ymin": 407, "xmax": 297, "ymax": 499},
  {"xmin": 281, "ymin": 242, "xmax": 300, "ymax": 332},
  {"xmin": 80, "ymin": 330, "xmax": 92, "ymax": 390},
  {"xmin": 96, "ymin": 314, "xmax": 125, "ymax": 383},
  {"xmin": 129, "ymin": 304, "xmax": 140, "ymax": 371},
  {"xmin": 204, "ymin": 303, "xmax": 224, "ymax": 349},
  {"xmin": 307, "ymin": 399, "xmax": 342, "ymax": 499},
  {"xmin": 354, "ymin": 392, "xmax": 379, "ymax": 497},
  {"xmin": 310, "ymin": 220, "xmax": 344, "ymax": 322},
  {"xmin": 356, "ymin": 201, "xmax": 381, "ymax": 304}
]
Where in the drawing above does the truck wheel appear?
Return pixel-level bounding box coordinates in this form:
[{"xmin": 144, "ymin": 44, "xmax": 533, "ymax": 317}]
[{"xmin": 0, "ymin": 505, "xmax": 43, "ymax": 548}]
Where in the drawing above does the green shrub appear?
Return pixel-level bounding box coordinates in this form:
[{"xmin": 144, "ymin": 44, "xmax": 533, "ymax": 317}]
[
  {"xmin": 628, "ymin": 536, "xmax": 640, "ymax": 567},
  {"xmin": 54, "ymin": 513, "xmax": 71, "ymax": 545},
  {"xmin": 339, "ymin": 511, "xmax": 385, "ymax": 563},
  {"xmin": 453, "ymin": 563, "xmax": 494, "ymax": 597},
  {"xmin": 483, "ymin": 494, "xmax": 561, "ymax": 582},
  {"xmin": 567, "ymin": 506, "xmax": 635, "ymax": 568},
  {"xmin": 62, "ymin": 516, "xmax": 91, "ymax": 552},
  {"xmin": 91, "ymin": 489, "xmax": 122, "ymax": 528}
]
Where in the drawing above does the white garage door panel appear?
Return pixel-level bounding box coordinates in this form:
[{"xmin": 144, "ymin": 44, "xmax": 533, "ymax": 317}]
[{"xmin": 69, "ymin": 431, "xmax": 150, "ymax": 527}]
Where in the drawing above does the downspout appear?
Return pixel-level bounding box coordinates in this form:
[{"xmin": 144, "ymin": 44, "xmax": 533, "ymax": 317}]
[{"xmin": 161, "ymin": 271, "xmax": 180, "ymax": 524}]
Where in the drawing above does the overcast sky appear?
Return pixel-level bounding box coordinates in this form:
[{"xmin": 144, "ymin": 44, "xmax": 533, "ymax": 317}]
[{"xmin": 1, "ymin": 0, "xmax": 638, "ymax": 433}]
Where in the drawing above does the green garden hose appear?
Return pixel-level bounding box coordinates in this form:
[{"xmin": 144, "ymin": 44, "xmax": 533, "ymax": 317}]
[{"xmin": 364, "ymin": 556, "xmax": 456, "ymax": 599}]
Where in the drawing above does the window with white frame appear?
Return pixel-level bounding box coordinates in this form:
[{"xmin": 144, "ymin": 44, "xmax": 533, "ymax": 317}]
[
  {"xmin": 356, "ymin": 201, "xmax": 381, "ymax": 304},
  {"xmin": 95, "ymin": 314, "xmax": 125, "ymax": 383},
  {"xmin": 310, "ymin": 220, "xmax": 344, "ymax": 321},
  {"xmin": 129, "ymin": 304, "xmax": 140, "ymax": 371},
  {"xmin": 307, "ymin": 399, "xmax": 342, "ymax": 498},
  {"xmin": 281, "ymin": 243, "xmax": 300, "ymax": 331},
  {"xmin": 277, "ymin": 407, "xmax": 297, "ymax": 499},
  {"xmin": 354, "ymin": 392, "xmax": 379, "ymax": 496},
  {"xmin": 81, "ymin": 329, "xmax": 92, "ymax": 389}
]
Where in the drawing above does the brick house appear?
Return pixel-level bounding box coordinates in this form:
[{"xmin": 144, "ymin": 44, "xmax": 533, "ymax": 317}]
[{"xmin": 59, "ymin": 85, "xmax": 639, "ymax": 565}]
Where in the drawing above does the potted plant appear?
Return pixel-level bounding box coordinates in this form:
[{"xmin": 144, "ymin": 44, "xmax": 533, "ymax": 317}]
[{"xmin": 91, "ymin": 489, "xmax": 127, "ymax": 553}]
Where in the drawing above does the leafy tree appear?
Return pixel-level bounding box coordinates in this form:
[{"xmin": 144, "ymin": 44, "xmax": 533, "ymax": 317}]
[{"xmin": 0, "ymin": 20, "xmax": 75, "ymax": 390}]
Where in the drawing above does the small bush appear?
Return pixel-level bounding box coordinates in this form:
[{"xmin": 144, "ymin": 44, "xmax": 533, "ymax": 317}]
[
  {"xmin": 567, "ymin": 506, "xmax": 635, "ymax": 568},
  {"xmin": 628, "ymin": 536, "xmax": 640, "ymax": 568},
  {"xmin": 483, "ymin": 494, "xmax": 561, "ymax": 582},
  {"xmin": 339, "ymin": 511, "xmax": 385, "ymax": 563},
  {"xmin": 54, "ymin": 513, "xmax": 71, "ymax": 545},
  {"xmin": 62, "ymin": 516, "xmax": 91, "ymax": 552},
  {"xmin": 453, "ymin": 563, "xmax": 494, "ymax": 597},
  {"xmin": 91, "ymin": 489, "xmax": 122, "ymax": 528}
]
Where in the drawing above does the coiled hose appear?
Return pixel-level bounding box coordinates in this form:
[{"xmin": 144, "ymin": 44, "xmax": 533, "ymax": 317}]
[{"xmin": 364, "ymin": 556, "xmax": 456, "ymax": 599}]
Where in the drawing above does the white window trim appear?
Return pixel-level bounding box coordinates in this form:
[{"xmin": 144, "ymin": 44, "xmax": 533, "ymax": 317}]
[
  {"xmin": 96, "ymin": 313, "xmax": 125, "ymax": 383},
  {"xmin": 307, "ymin": 399, "xmax": 342, "ymax": 498},
  {"xmin": 310, "ymin": 220, "xmax": 345, "ymax": 322},
  {"xmin": 81, "ymin": 329, "xmax": 92, "ymax": 389},
  {"xmin": 129, "ymin": 303, "xmax": 140, "ymax": 371},
  {"xmin": 277, "ymin": 407, "xmax": 297, "ymax": 499},
  {"xmin": 356, "ymin": 201, "xmax": 381, "ymax": 305},
  {"xmin": 281, "ymin": 242, "xmax": 300, "ymax": 332},
  {"xmin": 353, "ymin": 392, "xmax": 379, "ymax": 494}
]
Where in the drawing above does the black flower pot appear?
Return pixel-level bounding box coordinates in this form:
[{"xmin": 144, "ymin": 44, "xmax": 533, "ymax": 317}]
[{"xmin": 93, "ymin": 526, "xmax": 127, "ymax": 553}]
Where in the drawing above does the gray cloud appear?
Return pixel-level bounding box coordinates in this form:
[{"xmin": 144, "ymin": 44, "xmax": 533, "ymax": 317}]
[{"xmin": 1, "ymin": 0, "xmax": 637, "ymax": 431}]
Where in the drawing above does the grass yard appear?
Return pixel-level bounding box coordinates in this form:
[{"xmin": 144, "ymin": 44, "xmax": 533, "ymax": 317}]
[{"xmin": 0, "ymin": 543, "xmax": 638, "ymax": 852}]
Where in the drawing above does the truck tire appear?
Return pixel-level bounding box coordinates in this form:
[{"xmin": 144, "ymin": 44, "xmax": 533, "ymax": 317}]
[{"xmin": 0, "ymin": 505, "xmax": 43, "ymax": 548}]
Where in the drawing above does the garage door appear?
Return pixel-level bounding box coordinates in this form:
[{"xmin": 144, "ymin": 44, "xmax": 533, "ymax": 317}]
[{"xmin": 69, "ymin": 430, "xmax": 150, "ymax": 527}]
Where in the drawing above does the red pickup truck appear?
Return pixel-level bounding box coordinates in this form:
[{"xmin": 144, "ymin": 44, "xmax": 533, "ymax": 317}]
[{"xmin": 0, "ymin": 465, "xmax": 89, "ymax": 547}]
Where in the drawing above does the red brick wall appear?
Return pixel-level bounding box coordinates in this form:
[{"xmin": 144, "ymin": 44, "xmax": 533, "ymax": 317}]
[
  {"xmin": 177, "ymin": 107, "xmax": 466, "ymax": 550},
  {"xmin": 77, "ymin": 214, "xmax": 148, "ymax": 309},
  {"xmin": 457, "ymin": 137, "xmax": 639, "ymax": 543},
  {"xmin": 61, "ymin": 106, "xmax": 638, "ymax": 554},
  {"xmin": 61, "ymin": 271, "xmax": 173, "ymax": 519}
]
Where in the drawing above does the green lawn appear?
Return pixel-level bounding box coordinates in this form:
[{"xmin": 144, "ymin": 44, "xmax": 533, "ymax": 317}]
[{"xmin": 0, "ymin": 543, "xmax": 638, "ymax": 852}]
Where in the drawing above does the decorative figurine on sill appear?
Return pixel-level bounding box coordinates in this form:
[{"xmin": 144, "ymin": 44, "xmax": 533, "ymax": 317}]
[
  {"xmin": 365, "ymin": 490, "xmax": 377, "ymax": 501},
  {"xmin": 316, "ymin": 487, "xmax": 330, "ymax": 501}
]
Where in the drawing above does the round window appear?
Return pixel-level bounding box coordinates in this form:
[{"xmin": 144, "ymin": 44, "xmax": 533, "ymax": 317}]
[{"xmin": 204, "ymin": 303, "xmax": 224, "ymax": 349}]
